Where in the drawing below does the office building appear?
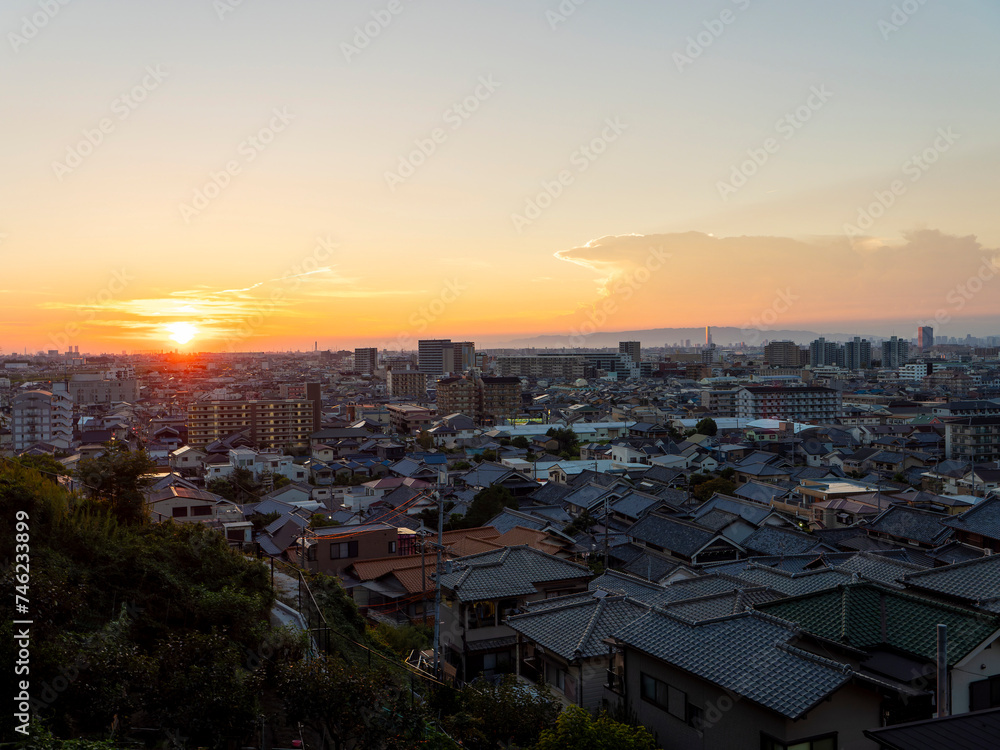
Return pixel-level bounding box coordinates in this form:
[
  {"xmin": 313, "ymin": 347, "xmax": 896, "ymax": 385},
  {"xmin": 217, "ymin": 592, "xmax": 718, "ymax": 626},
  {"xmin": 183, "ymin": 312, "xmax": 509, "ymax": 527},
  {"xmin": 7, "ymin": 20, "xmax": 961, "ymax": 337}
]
[
  {"xmin": 354, "ymin": 347, "xmax": 378, "ymax": 374},
  {"xmin": 808, "ymin": 338, "xmax": 843, "ymax": 368},
  {"xmin": 418, "ymin": 339, "xmax": 451, "ymax": 376},
  {"xmin": 918, "ymin": 326, "xmax": 934, "ymax": 351},
  {"xmin": 705, "ymin": 326, "xmax": 713, "ymax": 348}
]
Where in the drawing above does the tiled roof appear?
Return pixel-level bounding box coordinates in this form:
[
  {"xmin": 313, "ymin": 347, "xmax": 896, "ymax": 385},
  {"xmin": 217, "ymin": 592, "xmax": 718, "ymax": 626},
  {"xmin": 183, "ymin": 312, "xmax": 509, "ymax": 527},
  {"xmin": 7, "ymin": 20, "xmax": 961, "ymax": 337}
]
[
  {"xmin": 662, "ymin": 587, "xmax": 783, "ymax": 622},
  {"xmin": 831, "ymin": 552, "xmax": 927, "ymax": 589},
  {"xmin": 757, "ymin": 583, "xmax": 1000, "ymax": 665},
  {"xmin": 865, "ymin": 506, "xmax": 952, "ymax": 546},
  {"xmin": 692, "ymin": 494, "xmax": 772, "ymax": 525},
  {"xmin": 508, "ymin": 592, "xmax": 648, "ymax": 659},
  {"xmin": 437, "ymin": 545, "xmax": 590, "ymax": 602},
  {"xmin": 741, "ymin": 525, "xmax": 823, "ymax": 557},
  {"xmin": 625, "ymin": 513, "xmax": 720, "ymax": 558},
  {"xmin": 609, "ymin": 491, "xmax": 661, "ymax": 520},
  {"xmin": 590, "ymin": 570, "xmax": 669, "ymax": 602},
  {"xmin": 863, "ymin": 706, "xmax": 1000, "ymax": 750},
  {"xmin": 611, "ymin": 609, "xmax": 854, "ymax": 719},
  {"xmin": 901, "ymin": 554, "xmax": 1000, "ymax": 612},
  {"xmin": 941, "ymin": 496, "xmax": 1000, "ymax": 541},
  {"xmin": 714, "ymin": 562, "xmax": 854, "ymax": 597},
  {"xmin": 619, "ymin": 552, "xmax": 686, "ymax": 583}
]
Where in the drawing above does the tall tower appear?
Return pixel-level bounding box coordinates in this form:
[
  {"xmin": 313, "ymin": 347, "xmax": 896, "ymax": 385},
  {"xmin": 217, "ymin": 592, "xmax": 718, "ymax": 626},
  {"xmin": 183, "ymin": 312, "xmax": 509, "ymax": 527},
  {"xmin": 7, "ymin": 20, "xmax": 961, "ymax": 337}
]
[
  {"xmin": 705, "ymin": 326, "xmax": 713, "ymax": 348},
  {"xmin": 918, "ymin": 326, "xmax": 934, "ymax": 351}
]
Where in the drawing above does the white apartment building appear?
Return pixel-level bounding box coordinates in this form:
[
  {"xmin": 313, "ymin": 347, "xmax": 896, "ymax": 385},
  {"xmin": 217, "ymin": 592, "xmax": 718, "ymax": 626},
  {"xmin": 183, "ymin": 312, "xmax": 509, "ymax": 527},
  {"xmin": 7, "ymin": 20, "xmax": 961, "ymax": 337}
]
[{"xmin": 12, "ymin": 386, "xmax": 73, "ymax": 452}]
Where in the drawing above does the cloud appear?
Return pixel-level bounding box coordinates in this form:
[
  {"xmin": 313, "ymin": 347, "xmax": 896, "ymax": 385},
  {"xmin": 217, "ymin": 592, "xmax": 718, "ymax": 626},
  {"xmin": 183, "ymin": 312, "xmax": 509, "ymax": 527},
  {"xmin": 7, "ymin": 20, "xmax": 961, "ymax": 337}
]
[{"xmin": 553, "ymin": 229, "xmax": 1000, "ymax": 331}]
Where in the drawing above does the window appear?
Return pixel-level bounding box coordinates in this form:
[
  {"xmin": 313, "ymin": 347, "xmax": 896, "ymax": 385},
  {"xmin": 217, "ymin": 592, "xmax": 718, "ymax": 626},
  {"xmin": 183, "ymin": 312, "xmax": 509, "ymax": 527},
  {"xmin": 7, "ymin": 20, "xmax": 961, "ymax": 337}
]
[
  {"xmin": 191, "ymin": 505, "xmax": 212, "ymax": 517},
  {"xmin": 330, "ymin": 540, "xmax": 359, "ymax": 559},
  {"xmin": 388, "ymin": 540, "xmax": 397, "ymax": 554},
  {"xmin": 970, "ymin": 675, "xmax": 1000, "ymax": 711},
  {"xmin": 172, "ymin": 506, "xmax": 188, "ymax": 517},
  {"xmin": 761, "ymin": 733, "xmax": 836, "ymax": 750},
  {"xmin": 640, "ymin": 672, "xmax": 701, "ymax": 727}
]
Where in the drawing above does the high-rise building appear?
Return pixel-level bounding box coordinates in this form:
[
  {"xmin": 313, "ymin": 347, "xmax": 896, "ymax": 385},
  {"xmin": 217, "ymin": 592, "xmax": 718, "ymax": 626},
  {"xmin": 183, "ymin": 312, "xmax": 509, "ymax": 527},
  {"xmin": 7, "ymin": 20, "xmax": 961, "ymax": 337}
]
[
  {"xmin": 918, "ymin": 326, "xmax": 934, "ymax": 351},
  {"xmin": 843, "ymin": 337, "xmax": 872, "ymax": 370},
  {"xmin": 808, "ymin": 338, "xmax": 843, "ymax": 367},
  {"xmin": 882, "ymin": 336, "xmax": 910, "ymax": 368},
  {"xmin": 619, "ymin": 341, "xmax": 641, "ymax": 366},
  {"xmin": 418, "ymin": 339, "xmax": 454, "ymax": 375},
  {"xmin": 436, "ymin": 376, "xmax": 480, "ymax": 418},
  {"xmin": 354, "ymin": 347, "xmax": 378, "ymax": 374},
  {"xmin": 705, "ymin": 326, "xmax": 713, "ymax": 348},
  {"xmin": 452, "ymin": 342, "xmax": 476, "ymax": 372},
  {"xmin": 480, "ymin": 376, "xmax": 521, "ymax": 425},
  {"xmin": 12, "ymin": 386, "xmax": 73, "ymax": 452},
  {"xmin": 764, "ymin": 341, "xmax": 807, "ymax": 367}
]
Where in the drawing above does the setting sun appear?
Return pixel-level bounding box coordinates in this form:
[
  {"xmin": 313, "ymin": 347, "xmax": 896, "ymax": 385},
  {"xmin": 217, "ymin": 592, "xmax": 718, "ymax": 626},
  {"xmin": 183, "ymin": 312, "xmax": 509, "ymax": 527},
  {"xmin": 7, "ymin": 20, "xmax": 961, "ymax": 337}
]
[{"xmin": 166, "ymin": 322, "xmax": 198, "ymax": 345}]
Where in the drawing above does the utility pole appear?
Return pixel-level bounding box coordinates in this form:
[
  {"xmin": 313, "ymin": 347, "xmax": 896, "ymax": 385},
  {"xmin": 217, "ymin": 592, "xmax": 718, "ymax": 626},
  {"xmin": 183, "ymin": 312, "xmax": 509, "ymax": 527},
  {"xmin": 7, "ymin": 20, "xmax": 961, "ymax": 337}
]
[{"xmin": 432, "ymin": 484, "xmax": 445, "ymax": 678}]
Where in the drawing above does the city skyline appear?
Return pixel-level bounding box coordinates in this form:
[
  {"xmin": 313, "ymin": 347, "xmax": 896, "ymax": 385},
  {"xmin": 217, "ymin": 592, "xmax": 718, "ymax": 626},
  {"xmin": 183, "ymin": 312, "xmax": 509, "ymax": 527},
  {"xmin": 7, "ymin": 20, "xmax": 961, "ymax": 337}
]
[{"xmin": 2, "ymin": 1, "xmax": 999, "ymax": 352}]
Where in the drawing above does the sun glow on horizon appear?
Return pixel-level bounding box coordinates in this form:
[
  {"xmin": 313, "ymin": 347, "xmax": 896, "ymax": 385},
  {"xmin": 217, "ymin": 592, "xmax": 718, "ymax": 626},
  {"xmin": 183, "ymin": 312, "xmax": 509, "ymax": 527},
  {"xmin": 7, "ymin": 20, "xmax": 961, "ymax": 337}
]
[{"xmin": 166, "ymin": 322, "xmax": 198, "ymax": 345}]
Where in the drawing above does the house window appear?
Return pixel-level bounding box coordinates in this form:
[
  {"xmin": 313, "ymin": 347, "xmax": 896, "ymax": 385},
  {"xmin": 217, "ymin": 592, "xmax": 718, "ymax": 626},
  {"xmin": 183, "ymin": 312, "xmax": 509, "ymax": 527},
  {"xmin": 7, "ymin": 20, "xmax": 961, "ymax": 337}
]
[
  {"xmin": 640, "ymin": 672, "xmax": 700, "ymax": 727},
  {"xmin": 388, "ymin": 540, "xmax": 397, "ymax": 554},
  {"xmin": 970, "ymin": 675, "xmax": 1000, "ymax": 711},
  {"xmin": 330, "ymin": 540, "xmax": 359, "ymax": 559},
  {"xmin": 191, "ymin": 505, "xmax": 212, "ymax": 517},
  {"xmin": 172, "ymin": 506, "xmax": 188, "ymax": 517},
  {"xmin": 760, "ymin": 733, "xmax": 836, "ymax": 750}
]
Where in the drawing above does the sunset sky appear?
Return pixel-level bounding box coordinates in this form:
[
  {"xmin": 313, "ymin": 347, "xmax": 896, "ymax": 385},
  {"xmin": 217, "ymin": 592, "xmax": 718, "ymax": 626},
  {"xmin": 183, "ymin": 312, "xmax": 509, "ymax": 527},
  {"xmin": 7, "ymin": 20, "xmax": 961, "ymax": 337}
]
[{"xmin": 2, "ymin": 0, "xmax": 999, "ymax": 353}]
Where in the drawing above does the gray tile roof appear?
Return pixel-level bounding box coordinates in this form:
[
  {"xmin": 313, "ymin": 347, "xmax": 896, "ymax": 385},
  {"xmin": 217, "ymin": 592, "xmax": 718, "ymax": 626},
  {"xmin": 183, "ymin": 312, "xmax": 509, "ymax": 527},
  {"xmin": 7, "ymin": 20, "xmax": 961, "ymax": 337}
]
[
  {"xmin": 508, "ymin": 592, "xmax": 648, "ymax": 659},
  {"xmin": 610, "ymin": 609, "xmax": 854, "ymax": 719},
  {"xmin": 941, "ymin": 496, "xmax": 1000, "ymax": 541},
  {"xmin": 625, "ymin": 513, "xmax": 719, "ymax": 558},
  {"xmin": 863, "ymin": 707, "xmax": 1000, "ymax": 750},
  {"xmin": 609, "ymin": 491, "xmax": 661, "ymax": 520},
  {"xmin": 901, "ymin": 554, "xmax": 1000, "ymax": 612},
  {"xmin": 865, "ymin": 506, "xmax": 952, "ymax": 546},
  {"xmin": 590, "ymin": 570, "xmax": 669, "ymax": 602},
  {"xmin": 619, "ymin": 552, "xmax": 686, "ymax": 582},
  {"xmin": 662, "ymin": 587, "xmax": 784, "ymax": 623},
  {"xmin": 714, "ymin": 563, "xmax": 854, "ymax": 597},
  {"xmin": 831, "ymin": 552, "xmax": 927, "ymax": 589},
  {"xmin": 692, "ymin": 494, "xmax": 772, "ymax": 526},
  {"xmin": 741, "ymin": 525, "xmax": 824, "ymax": 557},
  {"xmin": 437, "ymin": 545, "xmax": 591, "ymax": 602}
]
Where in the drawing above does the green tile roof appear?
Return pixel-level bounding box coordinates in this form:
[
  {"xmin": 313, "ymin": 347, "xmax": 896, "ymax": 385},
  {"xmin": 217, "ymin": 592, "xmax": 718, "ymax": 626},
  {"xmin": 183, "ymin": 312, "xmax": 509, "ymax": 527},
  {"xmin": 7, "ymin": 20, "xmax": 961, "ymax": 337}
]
[{"xmin": 757, "ymin": 583, "xmax": 1000, "ymax": 665}]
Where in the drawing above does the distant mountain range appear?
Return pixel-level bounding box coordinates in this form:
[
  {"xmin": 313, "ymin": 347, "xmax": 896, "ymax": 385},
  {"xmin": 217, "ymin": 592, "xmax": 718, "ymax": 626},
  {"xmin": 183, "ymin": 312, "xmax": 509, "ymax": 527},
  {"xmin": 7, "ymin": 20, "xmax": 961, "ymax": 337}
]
[{"xmin": 496, "ymin": 327, "xmax": 877, "ymax": 349}]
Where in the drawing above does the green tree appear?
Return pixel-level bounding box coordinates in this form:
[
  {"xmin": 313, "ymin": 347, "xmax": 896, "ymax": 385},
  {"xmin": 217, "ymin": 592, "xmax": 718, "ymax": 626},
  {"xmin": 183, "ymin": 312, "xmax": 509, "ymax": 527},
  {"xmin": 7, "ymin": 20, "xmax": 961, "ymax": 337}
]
[
  {"xmin": 459, "ymin": 485, "xmax": 517, "ymax": 528},
  {"xmin": 207, "ymin": 466, "xmax": 263, "ymax": 503},
  {"xmin": 512, "ymin": 436, "xmax": 531, "ymax": 450},
  {"xmin": 695, "ymin": 417, "xmax": 718, "ymax": 436},
  {"xmin": 447, "ymin": 675, "xmax": 560, "ymax": 750},
  {"xmin": 534, "ymin": 706, "xmax": 656, "ymax": 750},
  {"xmin": 279, "ymin": 654, "xmax": 423, "ymax": 750},
  {"xmin": 417, "ymin": 430, "xmax": 434, "ymax": 450},
  {"xmin": 75, "ymin": 442, "xmax": 156, "ymax": 525},
  {"xmin": 546, "ymin": 427, "xmax": 579, "ymax": 455},
  {"xmin": 13, "ymin": 454, "xmax": 68, "ymax": 481},
  {"xmin": 692, "ymin": 477, "xmax": 737, "ymax": 502},
  {"xmin": 476, "ymin": 449, "xmax": 499, "ymax": 463}
]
